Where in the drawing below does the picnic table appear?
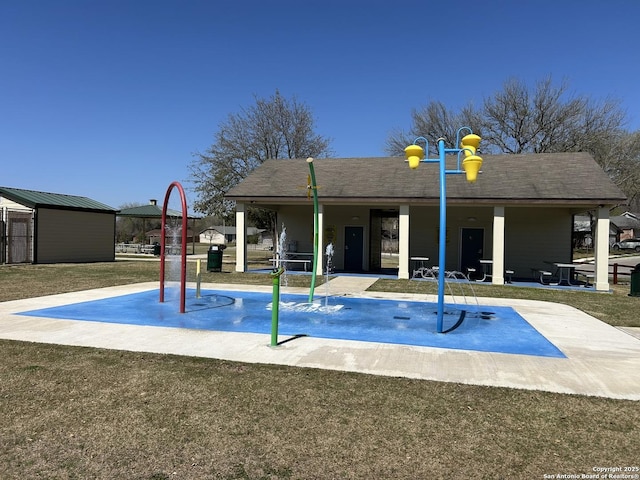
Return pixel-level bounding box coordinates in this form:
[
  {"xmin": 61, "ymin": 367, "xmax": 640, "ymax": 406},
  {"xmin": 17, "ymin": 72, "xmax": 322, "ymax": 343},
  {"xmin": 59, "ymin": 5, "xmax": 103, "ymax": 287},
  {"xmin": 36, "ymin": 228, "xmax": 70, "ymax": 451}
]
[{"xmin": 544, "ymin": 261, "xmax": 581, "ymax": 286}]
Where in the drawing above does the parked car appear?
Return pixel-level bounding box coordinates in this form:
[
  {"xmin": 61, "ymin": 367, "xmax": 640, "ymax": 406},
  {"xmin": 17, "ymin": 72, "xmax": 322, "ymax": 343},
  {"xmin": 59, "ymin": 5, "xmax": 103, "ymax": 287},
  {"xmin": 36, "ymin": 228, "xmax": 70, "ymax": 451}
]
[{"xmin": 612, "ymin": 237, "xmax": 640, "ymax": 252}]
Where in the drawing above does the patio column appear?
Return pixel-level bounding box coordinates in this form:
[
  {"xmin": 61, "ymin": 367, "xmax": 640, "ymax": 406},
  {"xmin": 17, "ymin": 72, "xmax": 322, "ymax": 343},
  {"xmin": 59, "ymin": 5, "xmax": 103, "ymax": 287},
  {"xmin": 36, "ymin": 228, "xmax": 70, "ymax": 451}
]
[
  {"xmin": 594, "ymin": 206, "xmax": 610, "ymax": 291},
  {"xmin": 492, "ymin": 206, "xmax": 505, "ymax": 285},
  {"xmin": 235, "ymin": 202, "xmax": 247, "ymax": 272},
  {"xmin": 316, "ymin": 203, "xmax": 324, "ymax": 274},
  {"xmin": 398, "ymin": 204, "xmax": 410, "ymax": 279}
]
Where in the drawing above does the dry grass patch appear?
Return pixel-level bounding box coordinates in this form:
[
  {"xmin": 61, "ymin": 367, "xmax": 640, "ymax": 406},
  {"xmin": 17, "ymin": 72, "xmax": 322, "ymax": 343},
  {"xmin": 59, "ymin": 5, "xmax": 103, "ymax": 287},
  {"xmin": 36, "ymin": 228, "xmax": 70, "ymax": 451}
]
[
  {"xmin": 0, "ymin": 261, "xmax": 321, "ymax": 303},
  {"xmin": 1, "ymin": 341, "xmax": 638, "ymax": 479},
  {"xmin": 1, "ymin": 261, "xmax": 639, "ymax": 478}
]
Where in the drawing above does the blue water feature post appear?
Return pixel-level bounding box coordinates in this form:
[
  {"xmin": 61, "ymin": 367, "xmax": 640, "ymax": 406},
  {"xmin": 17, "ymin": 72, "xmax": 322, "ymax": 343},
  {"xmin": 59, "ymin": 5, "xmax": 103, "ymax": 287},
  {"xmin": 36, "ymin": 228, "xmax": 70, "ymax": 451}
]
[{"xmin": 404, "ymin": 128, "xmax": 483, "ymax": 333}]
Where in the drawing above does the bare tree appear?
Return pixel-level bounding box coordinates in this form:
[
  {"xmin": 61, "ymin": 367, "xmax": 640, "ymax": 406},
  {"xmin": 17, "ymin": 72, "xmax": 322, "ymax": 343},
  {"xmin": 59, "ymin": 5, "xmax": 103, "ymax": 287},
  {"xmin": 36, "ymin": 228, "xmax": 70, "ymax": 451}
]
[
  {"xmin": 481, "ymin": 77, "xmax": 626, "ymax": 154},
  {"xmin": 386, "ymin": 76, "xmax": 639, "ymax": 206},
  {"xmin": 189, "ymin": 91, "xmax": 332, "ymax": 222},
  {"xmin": 115, "ymin": 202, "xmax": 148, "ymax": 243},
  {"xmin": 385, "ymin": 101, "xmax": 479, "ymax": 156},
  {"xmin": 596, "ymin": 130, "xmax": 640, "ymax": 208}
]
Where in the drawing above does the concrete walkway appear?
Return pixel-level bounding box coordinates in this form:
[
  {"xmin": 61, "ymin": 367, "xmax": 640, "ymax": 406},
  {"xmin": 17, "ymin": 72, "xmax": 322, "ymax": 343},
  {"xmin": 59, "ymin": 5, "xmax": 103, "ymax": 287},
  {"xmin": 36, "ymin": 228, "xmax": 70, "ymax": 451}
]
[{"xmin": 1, "ymin": 279, "xmax": 639, "ymax": 400}]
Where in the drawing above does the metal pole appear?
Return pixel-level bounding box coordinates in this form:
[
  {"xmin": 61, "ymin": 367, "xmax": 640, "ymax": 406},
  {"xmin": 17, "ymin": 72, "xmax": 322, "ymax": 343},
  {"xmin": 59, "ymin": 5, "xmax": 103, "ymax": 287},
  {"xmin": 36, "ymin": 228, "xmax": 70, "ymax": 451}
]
[
  {"xmin": 307, "ymin": 158, "xmax": 319, "ymax": 303},
  {"xmin": 270, "ymin": 267, "xmax": 284, "ymax": 347},
  {"xmin": 436, "ymin": 139, "xmax": 447, "ymax": 333},
  {"xmin": 196, "ymin": 258, "xmax": 201, "ymax": 298}
]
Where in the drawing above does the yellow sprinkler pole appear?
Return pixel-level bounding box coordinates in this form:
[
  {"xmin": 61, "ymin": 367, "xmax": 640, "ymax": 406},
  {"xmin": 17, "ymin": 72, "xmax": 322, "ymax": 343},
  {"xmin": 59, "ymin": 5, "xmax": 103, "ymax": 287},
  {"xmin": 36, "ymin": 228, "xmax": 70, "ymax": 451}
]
[{"xmin": 196, "ymin": 258, "xmax": 201, "ymax": 299}]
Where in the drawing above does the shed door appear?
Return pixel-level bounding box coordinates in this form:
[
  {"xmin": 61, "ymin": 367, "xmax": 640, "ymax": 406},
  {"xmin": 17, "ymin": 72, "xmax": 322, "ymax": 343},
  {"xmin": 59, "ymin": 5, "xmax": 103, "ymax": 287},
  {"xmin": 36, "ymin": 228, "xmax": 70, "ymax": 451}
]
[
  {"xmin": 0, "ymin": 220, "xmax": 5, "ymax": 263},
  {"xmin": 8, "ymin": 216, "xmax": 30, "ymax": 263}
]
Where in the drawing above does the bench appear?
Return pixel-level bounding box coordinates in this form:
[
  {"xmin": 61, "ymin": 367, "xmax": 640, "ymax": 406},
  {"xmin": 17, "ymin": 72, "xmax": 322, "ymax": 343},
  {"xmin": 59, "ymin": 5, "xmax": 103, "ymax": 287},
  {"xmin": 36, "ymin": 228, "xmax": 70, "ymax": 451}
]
[
  {"xmin": 468, "ymin": 267, "xmax": 514, "ymax": 283},
  {"xmin": 505, "ymin": 269, "xmax": 514, "ymax": 283},
  {"xmin": 575, "ymin": 270, "xmax": 595, "ymax": 287},
  {"xmin": 531, "ymin": 268, "xmax": 554, "ymax": 285},
  {"xmin": 270, "ymin": 258, "xmax": 312, "ymax": 272}
]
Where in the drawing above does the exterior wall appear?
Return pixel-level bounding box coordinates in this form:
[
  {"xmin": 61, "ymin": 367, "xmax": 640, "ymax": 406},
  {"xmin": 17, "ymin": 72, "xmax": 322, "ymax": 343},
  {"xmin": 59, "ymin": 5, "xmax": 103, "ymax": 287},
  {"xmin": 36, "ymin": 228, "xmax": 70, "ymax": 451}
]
[
  {"xmin": 406, "ymin": 205, "xmax": 572, "ymax": 279},
  {"xmin": 36, "ymin": 208, "xmax": 116, "ymax": 263},
  {"xmin": 275, "ymin": 205, "xmax": 314, "ymax": 253},
  {"xmin": 260, "ymin": 203, "xmax": 575, "ymax": 279},
  {"xmin": 408, "ymin": 206, "xmax": 495, "ymax": 271},
  {"xmin": 504, "ymin": 207, "xmax": 572, "ymax": 278},
  {"xmin": 324, "ymin": 205, "xmax": 370, "ymax": 271},
  {"xmin": 276, "ymin": 204, "xmax": 372, "ymax": 271},
  {"xmin": 0, "ymin": 197, "xmax": 32, "ymax": 212}
]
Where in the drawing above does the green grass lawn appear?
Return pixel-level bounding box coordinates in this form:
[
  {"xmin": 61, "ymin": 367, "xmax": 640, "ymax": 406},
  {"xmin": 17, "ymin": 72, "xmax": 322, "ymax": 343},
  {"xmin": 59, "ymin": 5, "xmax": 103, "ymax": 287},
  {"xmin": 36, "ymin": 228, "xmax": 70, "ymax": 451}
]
[{"xmin": 1, "ymin": 261, "xmax": 638, "ymax": 479}]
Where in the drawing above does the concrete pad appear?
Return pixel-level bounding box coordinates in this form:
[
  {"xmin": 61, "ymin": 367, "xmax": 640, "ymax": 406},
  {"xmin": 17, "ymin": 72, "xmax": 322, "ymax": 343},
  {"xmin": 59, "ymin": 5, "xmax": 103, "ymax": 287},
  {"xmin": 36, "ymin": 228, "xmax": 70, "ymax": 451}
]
[
  {"xmin": 325, "ymin": 275, "xmax": 379, "ymax": 294},
  {"xmin": 1, "ymin": 281, "xmax": 639, "ymax": 400}
]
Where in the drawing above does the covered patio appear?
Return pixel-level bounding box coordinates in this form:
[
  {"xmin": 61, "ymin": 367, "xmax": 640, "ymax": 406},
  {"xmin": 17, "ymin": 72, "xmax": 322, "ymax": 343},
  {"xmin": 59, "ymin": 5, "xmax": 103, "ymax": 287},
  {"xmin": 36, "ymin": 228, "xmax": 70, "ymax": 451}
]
[{"xmin": 226, "ymin": 152, "xmax": 627, "ymax": 292}]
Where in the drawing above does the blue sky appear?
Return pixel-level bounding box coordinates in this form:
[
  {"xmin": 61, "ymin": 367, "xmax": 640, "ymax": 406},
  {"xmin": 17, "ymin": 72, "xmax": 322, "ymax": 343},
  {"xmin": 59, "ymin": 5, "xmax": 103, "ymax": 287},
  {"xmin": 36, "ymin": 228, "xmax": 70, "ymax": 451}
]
[{"xmin": 2, "ymin": 0, "xmax": 639, "ymax": 211}]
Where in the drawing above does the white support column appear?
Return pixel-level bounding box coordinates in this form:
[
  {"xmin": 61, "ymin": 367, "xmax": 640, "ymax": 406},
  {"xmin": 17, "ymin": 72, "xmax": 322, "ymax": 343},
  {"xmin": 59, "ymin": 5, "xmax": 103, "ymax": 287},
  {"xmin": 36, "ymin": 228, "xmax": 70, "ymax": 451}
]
[
  {"xmin": 235, "ymin": 203, "xmax": 247, "ymax": 272},
  {"xmin": 594, "ymin": 206, "xmax": 610, "ymax": 291},
  {"xmin": 316, "ymin": 203, "xmax": 324, "ymax": 274},
  {"xmin": 398, "ymin": 204, "xmax": 410, "ymax": 279},
  {"xmin": 492, "ymin": 206, "xmax": 505, "ymax": 285}
]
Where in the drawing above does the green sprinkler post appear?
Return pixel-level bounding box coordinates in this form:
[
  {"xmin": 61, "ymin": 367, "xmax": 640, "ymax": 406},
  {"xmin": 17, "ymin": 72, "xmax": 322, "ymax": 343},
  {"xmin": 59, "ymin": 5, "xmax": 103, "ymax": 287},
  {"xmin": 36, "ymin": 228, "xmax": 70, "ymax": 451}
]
[
  {"xmin": 306, "ymin": 157, "xmax": 320, "ymax": 303},
  {"xmin": 270, "ymin": 267, "xmax": 285, "ymax": 347}
]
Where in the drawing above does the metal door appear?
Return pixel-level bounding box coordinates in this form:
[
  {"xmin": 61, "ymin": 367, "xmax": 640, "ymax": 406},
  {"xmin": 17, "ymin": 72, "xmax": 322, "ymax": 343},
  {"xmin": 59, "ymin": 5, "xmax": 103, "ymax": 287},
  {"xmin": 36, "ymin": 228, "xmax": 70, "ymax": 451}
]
[
  {"xmin": 344, "ymin": 226, "xmax": 363, "ymax": 271},
  {"xmin": 460, "ymin": 228, "xmax": 484, "ymax": 276}
]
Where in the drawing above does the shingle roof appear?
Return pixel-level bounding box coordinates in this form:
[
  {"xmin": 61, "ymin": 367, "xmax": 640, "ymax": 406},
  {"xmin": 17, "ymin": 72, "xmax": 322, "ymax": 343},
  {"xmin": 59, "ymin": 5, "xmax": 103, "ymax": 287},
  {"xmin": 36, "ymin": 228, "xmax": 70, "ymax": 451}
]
[
  {"xmin": 226, "ymin": 152, "xmax": 627, "ymax": 206},
  {"xmin": 0, "ymin": 186, "xmax": 116, "ymax": 212},
  {"xmin": 611, "ymin": 214, "xmax": 640, "ymax": 229}
]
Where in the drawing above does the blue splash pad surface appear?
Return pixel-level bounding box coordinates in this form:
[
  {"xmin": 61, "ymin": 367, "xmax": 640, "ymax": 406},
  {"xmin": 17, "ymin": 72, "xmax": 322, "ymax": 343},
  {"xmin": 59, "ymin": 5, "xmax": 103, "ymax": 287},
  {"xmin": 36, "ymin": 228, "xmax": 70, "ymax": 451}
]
[{"xmin": 16, "ymin": 289, "xmax": 565, "ymax": 358}]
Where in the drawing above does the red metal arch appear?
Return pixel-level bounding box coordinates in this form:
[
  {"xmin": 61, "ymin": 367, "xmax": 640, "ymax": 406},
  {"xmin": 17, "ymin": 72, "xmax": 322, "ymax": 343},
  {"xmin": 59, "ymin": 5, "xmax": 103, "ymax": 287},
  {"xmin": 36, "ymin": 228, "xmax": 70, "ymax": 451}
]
[{"xmin": 159, "ymin": 181, "xmax": 188, "ymax": 313}]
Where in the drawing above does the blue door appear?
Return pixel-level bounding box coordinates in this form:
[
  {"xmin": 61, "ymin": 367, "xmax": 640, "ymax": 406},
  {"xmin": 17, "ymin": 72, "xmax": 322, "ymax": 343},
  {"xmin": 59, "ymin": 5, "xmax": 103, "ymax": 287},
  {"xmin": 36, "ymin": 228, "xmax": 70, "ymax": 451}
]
[
  {"xmin": 460, "ymin": 228, "xmax": 484, "ymax": 278},
  {"xmin": 344, "ymin": 226, "xmax": 363, "ymax": 271}
]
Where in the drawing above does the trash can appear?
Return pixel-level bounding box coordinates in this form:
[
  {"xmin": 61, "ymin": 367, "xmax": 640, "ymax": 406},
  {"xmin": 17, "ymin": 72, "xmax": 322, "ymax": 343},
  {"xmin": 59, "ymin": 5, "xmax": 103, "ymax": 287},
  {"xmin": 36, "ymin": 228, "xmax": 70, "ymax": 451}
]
[
  {"xmin": 207, "ymin": 244, "xmax": 225, "ymax": 272},
  {"xmin": 153, "ymin": 242, "xmax": 161, "ymax": 256},
  {"xmin": 629, "ymin": 263, "xmax": 640, "ymax": 297}
]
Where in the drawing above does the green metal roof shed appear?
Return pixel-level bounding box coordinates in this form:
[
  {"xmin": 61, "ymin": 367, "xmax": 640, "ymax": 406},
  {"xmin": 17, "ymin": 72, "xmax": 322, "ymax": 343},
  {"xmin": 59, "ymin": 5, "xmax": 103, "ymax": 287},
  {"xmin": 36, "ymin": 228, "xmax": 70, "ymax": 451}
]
[{"xmin": 0, "ymin": 186, "xmax": 117, "ymax": 264}]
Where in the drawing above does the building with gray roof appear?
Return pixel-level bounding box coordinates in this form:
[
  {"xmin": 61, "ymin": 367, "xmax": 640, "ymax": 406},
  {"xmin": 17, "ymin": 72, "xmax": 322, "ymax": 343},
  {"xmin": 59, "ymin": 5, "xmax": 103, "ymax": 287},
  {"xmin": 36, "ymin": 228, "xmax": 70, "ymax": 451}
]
[{"xmin": 226, "ymin": 152, "xmax": 627, "ymax": 291}]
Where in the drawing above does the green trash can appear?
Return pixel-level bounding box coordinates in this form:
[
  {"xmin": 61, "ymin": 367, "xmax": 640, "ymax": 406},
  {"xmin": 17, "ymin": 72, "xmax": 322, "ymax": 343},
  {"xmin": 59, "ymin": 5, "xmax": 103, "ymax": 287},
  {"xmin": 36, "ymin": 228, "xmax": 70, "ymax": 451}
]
[
  {"xmin": 207, "ymin": 245, "xmax": 225, "ymax": 272},
  {"xmin": 629, "ymin": 263, "xmax": 640, "ymax": 297}
]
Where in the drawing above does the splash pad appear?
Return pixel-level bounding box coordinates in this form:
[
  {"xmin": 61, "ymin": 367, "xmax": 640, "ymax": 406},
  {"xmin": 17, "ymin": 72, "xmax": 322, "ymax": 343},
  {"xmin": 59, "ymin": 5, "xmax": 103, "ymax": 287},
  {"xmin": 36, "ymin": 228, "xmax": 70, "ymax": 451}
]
[{"xmin": 17, "ymin": 286, "xmax": 565, "ymax": 358}]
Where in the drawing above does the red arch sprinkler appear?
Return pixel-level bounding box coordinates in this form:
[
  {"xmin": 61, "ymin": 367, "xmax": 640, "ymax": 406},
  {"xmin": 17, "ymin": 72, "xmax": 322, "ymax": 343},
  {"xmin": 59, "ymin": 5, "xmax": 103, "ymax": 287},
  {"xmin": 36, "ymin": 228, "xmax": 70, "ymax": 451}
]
[{"xmin": 159, "ymin": 181, "xmax": 188, "ymax": 313}]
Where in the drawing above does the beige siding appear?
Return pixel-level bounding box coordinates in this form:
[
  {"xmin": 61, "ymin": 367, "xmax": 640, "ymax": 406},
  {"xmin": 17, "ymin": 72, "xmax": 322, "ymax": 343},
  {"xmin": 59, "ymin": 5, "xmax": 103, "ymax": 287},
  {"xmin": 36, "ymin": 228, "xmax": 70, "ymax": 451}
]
[
  {"xmin": 269, "ymin": 203, "xmax": 575, "ymax": 280},
  {"xmin": 0, "ymin": 196, "xmax": 32, "ymax": 212},
  {"xmin": 278, "ymin": 204, "xmax": 372, "ymax": 271},
  {"xmin": 36, "ymin": 208, "xmax": 115, "ymax": 263},
  {"xmin": 505, "ymin": 207, "xmax": 573, "ymax": 277},
  {"xmin": 409, "ymin": 206, "xmax": 495, "ymax": 271}
]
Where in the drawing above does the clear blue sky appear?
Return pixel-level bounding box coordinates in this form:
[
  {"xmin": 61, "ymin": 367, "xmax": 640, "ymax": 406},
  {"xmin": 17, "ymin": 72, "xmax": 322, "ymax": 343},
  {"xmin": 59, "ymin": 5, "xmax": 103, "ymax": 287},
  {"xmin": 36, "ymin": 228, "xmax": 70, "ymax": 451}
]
[{"xmin": 2, "ymin": 0, "xmax": 639, "ymax": 211}]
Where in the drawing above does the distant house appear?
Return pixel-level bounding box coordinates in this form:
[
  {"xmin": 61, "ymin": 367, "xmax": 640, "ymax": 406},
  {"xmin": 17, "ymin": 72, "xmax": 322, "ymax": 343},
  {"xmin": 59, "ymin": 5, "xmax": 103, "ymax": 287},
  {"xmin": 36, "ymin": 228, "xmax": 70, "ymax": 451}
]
[
  {"xmin": 611, "ymin": 212, "xmax": 640, "ymax": 241},
  {"xmin": 146, "ymin": 228, "xmax": 197, "ymax": 245},
  {"xmin": 573, "ymin": 214, "xmax": 619, "ymax": 248},
  {"xmin": 0, "ymin": 186, "xmax": 117, "ymax": 264},
  {"xmin": 226, "ymin": 152, "xmax": 627, "ymax": 291},
  {"xmin": 199, "ymin": 226, "xmax": 267, "ymax": 246}
]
